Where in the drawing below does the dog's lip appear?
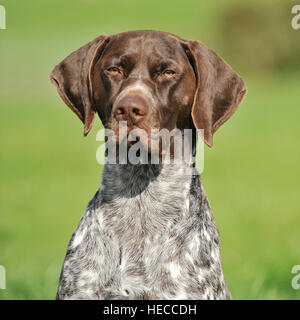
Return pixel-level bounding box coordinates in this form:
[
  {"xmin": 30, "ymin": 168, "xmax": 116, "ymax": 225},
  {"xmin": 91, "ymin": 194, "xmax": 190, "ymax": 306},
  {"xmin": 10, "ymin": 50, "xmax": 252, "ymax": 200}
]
[
  {"xmin": 123, "ymin": 125, "xmax": 149, "ymax": 135},
  {"xmin": 128, "ymin": 125, "xmax": 140, "ymax": 131},
  {"xmin": 108, "ymin": 123, "xmax": 162, "ymax": 142}
]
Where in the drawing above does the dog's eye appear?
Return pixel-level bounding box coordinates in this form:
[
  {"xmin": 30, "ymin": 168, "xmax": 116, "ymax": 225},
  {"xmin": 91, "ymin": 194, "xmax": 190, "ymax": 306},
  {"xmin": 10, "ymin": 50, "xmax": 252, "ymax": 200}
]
[
  {"xmin": 162, "ymin": 70, "xmax": 176, "ymax": 77},
  {"xmin": 107, "ymin": 67, "xmax": 121, "ymax": 74}
]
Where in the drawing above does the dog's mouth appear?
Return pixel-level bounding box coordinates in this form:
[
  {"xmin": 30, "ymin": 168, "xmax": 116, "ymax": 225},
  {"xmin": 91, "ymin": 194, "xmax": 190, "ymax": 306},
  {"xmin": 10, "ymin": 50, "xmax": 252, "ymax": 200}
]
[
  {"xmin": 119, "ymin": 124, "xmax": 161, "ymax": 153},
  {"xmin": 103, "ymin": 120, "xmax": 196, "ymax": 167},
  {"xmin": 108, "ymin": 122, "xmax": 186, "ymax": 155}
]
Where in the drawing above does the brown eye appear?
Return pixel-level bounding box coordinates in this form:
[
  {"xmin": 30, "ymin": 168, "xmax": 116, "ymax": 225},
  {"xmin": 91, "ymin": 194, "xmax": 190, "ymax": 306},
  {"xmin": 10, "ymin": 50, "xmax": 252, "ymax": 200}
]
[
  {"xmin": 162, "ymin": 69, "xmax": 176, "ymax": 77},
  {"xmin": 107, "ymin": 67, "xmax": 121, "ymax": 74}
]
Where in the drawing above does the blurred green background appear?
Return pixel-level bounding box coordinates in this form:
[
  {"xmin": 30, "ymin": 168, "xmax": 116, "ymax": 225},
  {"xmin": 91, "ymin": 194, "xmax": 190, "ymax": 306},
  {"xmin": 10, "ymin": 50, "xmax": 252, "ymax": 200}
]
[{"xmin": 0, "ymin": 0, "xmax": 299, "ymax": 299}]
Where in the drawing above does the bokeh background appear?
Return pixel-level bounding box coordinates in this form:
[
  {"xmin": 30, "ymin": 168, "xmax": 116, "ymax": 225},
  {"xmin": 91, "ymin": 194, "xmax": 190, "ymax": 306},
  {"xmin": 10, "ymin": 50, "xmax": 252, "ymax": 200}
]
[{"xmin": 0, "ymin": 0, "xmax": 299, "ymax": 299}]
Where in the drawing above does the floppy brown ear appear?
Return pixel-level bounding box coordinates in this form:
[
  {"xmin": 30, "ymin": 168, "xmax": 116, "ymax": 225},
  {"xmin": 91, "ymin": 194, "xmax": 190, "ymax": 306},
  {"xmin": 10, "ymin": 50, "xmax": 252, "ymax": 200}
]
[
  {"xmin": 50, "ymin": 35, "xmax": 109, "ymax": 136},
  {"xmin": 183, "ymin": 40, "xmax": 247, "ymax": 147}
]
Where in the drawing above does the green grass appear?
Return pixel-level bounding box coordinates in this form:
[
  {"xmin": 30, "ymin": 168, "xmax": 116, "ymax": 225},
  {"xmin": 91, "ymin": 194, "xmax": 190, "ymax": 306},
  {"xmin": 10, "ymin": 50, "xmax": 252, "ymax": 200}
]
[{"xmin": 0, "ymin": 0, "xmax": 299, "ymax": 299}]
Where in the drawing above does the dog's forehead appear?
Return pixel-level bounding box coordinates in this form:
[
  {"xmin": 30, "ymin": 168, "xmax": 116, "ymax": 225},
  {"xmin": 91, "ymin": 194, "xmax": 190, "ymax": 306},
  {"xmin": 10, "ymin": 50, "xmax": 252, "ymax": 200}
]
[{"xmin": 103, "ymin": 31, "xmax": 185, "ymax": 60}]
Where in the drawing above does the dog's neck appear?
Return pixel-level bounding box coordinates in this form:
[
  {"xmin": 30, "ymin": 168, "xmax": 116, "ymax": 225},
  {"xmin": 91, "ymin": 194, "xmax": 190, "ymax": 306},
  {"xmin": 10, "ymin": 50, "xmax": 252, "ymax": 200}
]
[
  {"xmin": 100, "ymin": 161, "xmax": 194, "ymax": 201},
  {"xmin": 96, "ymin": 162, "xmax": 196, "ymax": 235}
]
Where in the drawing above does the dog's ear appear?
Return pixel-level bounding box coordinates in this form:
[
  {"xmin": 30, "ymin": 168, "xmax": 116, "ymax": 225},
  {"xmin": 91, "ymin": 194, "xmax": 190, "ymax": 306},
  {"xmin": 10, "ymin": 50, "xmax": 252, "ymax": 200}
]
[
  {"xmin": 182, "ymin": 40, "xmax": 247, "ymax": 147},
  {"xmin": 50, "ymin": 35, "xmax": 109, "ymax": 136}
]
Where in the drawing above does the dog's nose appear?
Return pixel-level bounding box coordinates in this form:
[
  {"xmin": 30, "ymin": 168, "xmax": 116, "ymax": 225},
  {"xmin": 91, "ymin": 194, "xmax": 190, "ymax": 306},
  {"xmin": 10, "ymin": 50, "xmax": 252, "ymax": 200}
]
[{"xmin": 114, "ymin": 95, "xmax": 148, "ymax": 124}]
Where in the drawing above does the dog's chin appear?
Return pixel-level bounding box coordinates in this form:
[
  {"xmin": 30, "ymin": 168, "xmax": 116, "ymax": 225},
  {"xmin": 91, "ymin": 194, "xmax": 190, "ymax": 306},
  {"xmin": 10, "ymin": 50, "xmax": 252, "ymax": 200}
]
[
  {"xmin": 112, "ymin": 125, "xmax": 155, "ymax": 151},
  {"xmin": 108, "ymin": 124, "xmax": 178, "ymax": 164}
]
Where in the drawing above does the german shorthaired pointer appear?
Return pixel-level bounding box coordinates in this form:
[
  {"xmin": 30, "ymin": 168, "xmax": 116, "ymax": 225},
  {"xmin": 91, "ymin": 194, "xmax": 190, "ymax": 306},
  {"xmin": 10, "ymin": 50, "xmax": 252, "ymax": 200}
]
[{"xmin": 50, "ymin": 30, "xmax": 247, "ymax": 300}]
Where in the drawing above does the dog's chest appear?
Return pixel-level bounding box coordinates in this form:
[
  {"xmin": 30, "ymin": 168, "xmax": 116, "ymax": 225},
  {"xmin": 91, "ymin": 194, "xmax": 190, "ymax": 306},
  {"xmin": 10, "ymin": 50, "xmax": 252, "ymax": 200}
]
[
  {"xmin": 101, "ymin": 171, "xmax": 193, "ymax": 298},
  {"xmin": 96, "ymin": 164, "xmax": 229, "ymax": 299},
  {"xmin": 101, "ymin": 193, "xmax": 221, "ymax": 299}
]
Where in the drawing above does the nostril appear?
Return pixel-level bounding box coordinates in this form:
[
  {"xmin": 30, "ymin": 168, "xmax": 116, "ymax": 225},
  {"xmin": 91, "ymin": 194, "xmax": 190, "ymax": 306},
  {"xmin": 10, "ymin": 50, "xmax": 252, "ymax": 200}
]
[
  {"xmin": 132, "ymin": 108, "xmax": 142, "ymax": 116},
  {"xmin": 116, "ymin": 107, "xmax": 125, "ymax": 116}
]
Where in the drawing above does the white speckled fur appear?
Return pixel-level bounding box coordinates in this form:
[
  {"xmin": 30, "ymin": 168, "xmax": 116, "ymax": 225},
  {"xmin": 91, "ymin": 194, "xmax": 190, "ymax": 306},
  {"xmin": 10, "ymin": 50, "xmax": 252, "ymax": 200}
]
[{"xmin": 56, "ymin": 161, "xmax": 231, "ymax": 300}]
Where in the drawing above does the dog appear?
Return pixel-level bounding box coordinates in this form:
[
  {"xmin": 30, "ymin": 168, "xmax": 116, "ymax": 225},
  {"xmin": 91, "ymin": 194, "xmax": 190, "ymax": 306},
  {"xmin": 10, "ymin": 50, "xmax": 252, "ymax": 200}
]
[{"xmin": 50, "ymin": 30, "xmax": 247, "ymax": 300}]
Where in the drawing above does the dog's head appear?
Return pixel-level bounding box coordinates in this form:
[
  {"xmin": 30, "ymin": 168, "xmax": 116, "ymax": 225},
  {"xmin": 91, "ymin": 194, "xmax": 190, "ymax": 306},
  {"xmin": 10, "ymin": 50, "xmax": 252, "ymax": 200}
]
[{"xmin": 50, "ymin": 30, "xmax": 247, "ymax": 148}]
